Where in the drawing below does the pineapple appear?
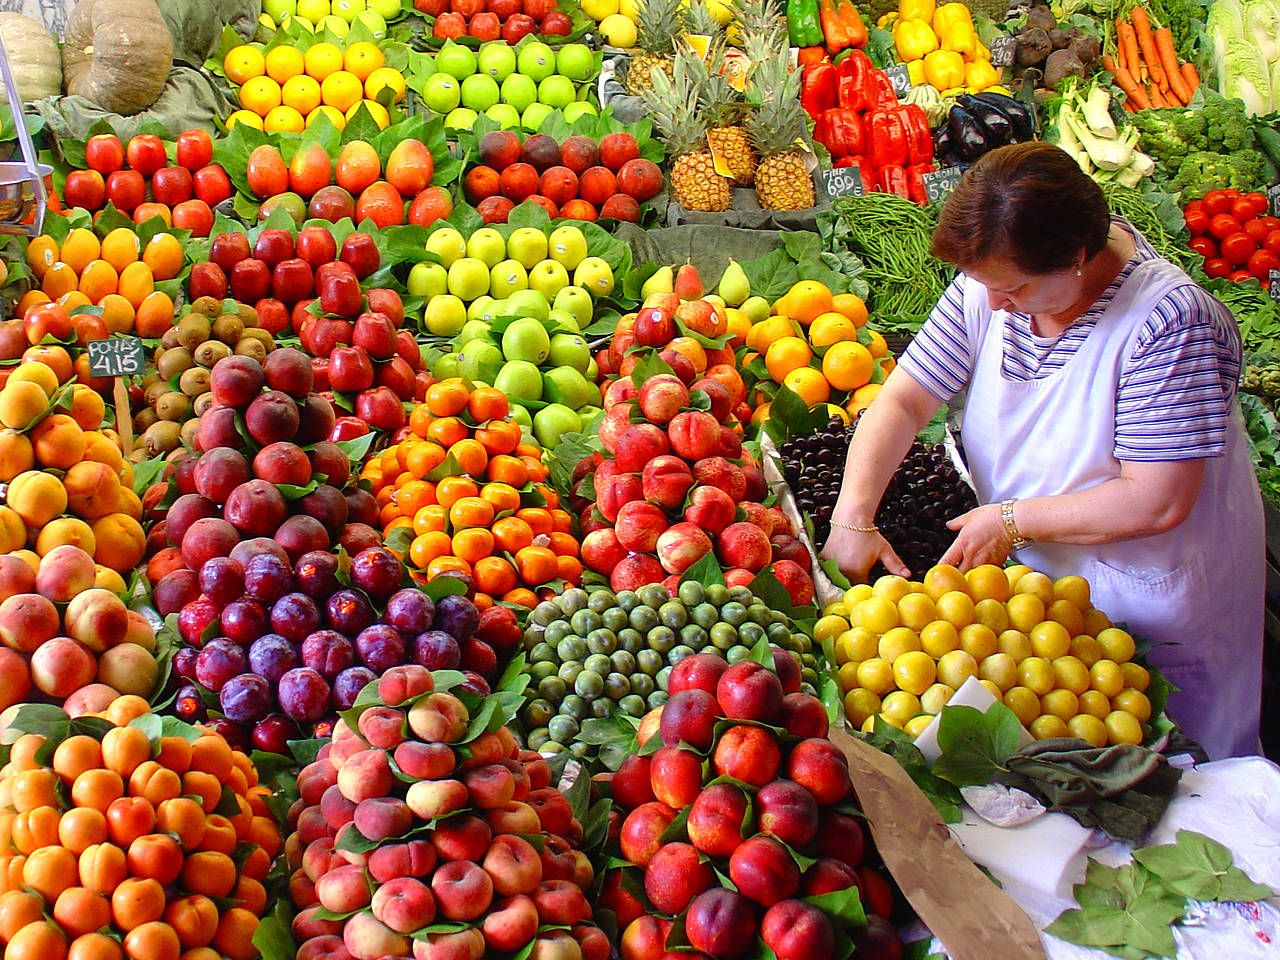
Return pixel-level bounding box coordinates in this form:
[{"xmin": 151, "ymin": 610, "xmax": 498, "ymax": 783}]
[
  {"xmin": 746, "ymin": 53, "xmax": 816, "ymax": 211},
  {"xmin": 681, "ymin": 0, "xmax": 725, "ymax": 40},
  {"xmin": 689, "ymin": 47, "xmax": 757, "ymax": 185},
  {"xmin": 730, "ymin": 0, "xmax": 788, "ymax": 64},
  {"xmin": 625, "ymin": 0, "xmax": 682, "ymax": 98},
  {"xmin": 640, "ymin": 49, "xmax": 733, "ymax": 212}
]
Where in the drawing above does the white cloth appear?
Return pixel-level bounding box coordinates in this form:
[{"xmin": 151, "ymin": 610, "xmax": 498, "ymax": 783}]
[{"xmin": 953, "ymin": 257, "xmax": 1264, "ymax": 760}]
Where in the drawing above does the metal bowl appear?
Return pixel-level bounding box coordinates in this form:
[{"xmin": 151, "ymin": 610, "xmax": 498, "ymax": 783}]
[{"xmin": 0, "ymin": 162, "xmax": 51, "ymax": 222}]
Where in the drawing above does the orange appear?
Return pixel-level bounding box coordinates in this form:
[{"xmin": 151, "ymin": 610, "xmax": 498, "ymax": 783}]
[
  {"xmin": 99, "ymin": 228, "xmax": 140, "ymax": 273},
  {"xmin": 26, "ymin": 235, "xmax": 58, "ymax": 279},
  {"xmin": 263, "ymin": 106, "xmax": 305, "ymax": 133},
  {"xmin": 517, "ymin": 507, "xmax": 553, "ymax": 536},
  {"xmin": 435, "ymin": 476, "xmax": 479, "ymax": 510},
  {"xmin": 426, "ymin": 416, "xmax": 468, "ymax": 447},
  {"xmin": 412, "ymin": 503, "xmax": 448, "ymax": 535},
  {"xmin": 76, "ymin": 260, "xmax": 118, "ymax": 303},
  {"xmin": 425, "ymin": 556, "xmax": 471, "ymax": 580},
  {"xmin": 405, "ymin": 442, "xmax": 447, "ymax": 479},
  {"xmin": 550, "ymin": 508, "xmax": 574, "ymax": 534},
  {"xmin": 365, "ymin": 67, "xmax": 406, "ymax": 104},
  {"xmin": 395, "ymin": 480, "xmax": 435, "ymax": 518},
  {"xmin": 556, "ymin": 556, "xmax": 583, "ymax": 584},
  {"xmin": 409, "ymin": 531, "xmax": 453, "ymax": 570},
  {"xmin": 783, "ymin": 366, "xmax": 830, "ymax": 406},
  {"xmin": 474, "ymin": 556, "xmax": 518, "ymax": 596},
  {"xmin": 548, "ymin": 531, "xmax": 579, "ymax": 556},
  {"xmin": 343, "ymin": 42, "xmax": 384, "ymax": 81},
  {"xmin": 765, "ymin": 336, "xmax": 813, "ymax": 382},
  {"xmin": 60, "ymin": 229, "xmax": 100, "ymax": 274},
  {"xmin": 491, "ymin": 516, "xmax": 534, "ymax": 554},
  {"xmin": 724, "ymin": 308, "xmax": 752, "ymax": 348},
  {"xmin": 486, "ymin": 454, "xmax": 530, "ymax": 488},
  {"xmin": 238, "ymin": 76, "xmax": 282, "ymax": 117},
  {"xmin": 223, "ymin": 45, "xmax": 265, "ymax": 85},
  {"xmin": 426, "ymin": 379, "xmax": 469, "ymax": 417},
  {"xmin": 832, "ymin": 292, "xmax": 869, "ymax": 327},
  {"xmin": 281, "ymin": 75, "xmax": 322, "ymax": 116},
  {"xmin": 141, "ymin": 234, "xmax": 183, "ymax": 282},
  {"xmin": 303, "ymin": 42, "xmax": 343, "ymax": 81},
  {"xmin": 305, "ymin": 105, "xmax": 345, "ymax": 130},
  {"xmin": 746, "ymin": 313, "xmax": 799, "ymax": 352},
  {"xmin": 846, "ymin": 382, "xmax": 881, "ymax": 414},
  {"xmin": 475, "ymin": 420, "xmax": 521, "ymax": 456},
  {"xmin": 225, "ymin": 110, "xmax": 263, "ymax": 131},
  {"xmin": 449, "ymin": 496, "xmax": 494, "ymax": 529},
  {"xmin": 320, "ymin": 71, "xmax": 363, "ymax": 113},
  {"xmin": 823, "ymin": 341, "xmax": 874, "ymax": 392},
  {"xmin": 264, "ymin": 46, "xmax": 304, "ymax": 85},
  {"xmin": 503, "ymin": 588, "xmax": 539, "ymax": 609},
  {"xmin": 778, "ymin": 279, "xmax": 832, "ymax": 324},
  {"xmin": 480, "ymin": 481, "xmax": 521, "ymax": 514},
  {"xmin": 865, "ymin": 329, "xmax": 888, "ymax": 358},
  {"xmin": 449, "ymin": 438, "xmax": 488, "ymax": 477},
  {"xmin": 808, "ymin": 311, "xmax": 858, "ymax": 348},
  {"xmin": 451, "ymin": 528, "xmax": 494, "ymax": 565},
  {"xmin": 514, "ymin": 545, "xmax": 557, "ymax": 586},
  {"xmin": 468, "ymin": 386, "xmax": 509, "ymax": 422}
]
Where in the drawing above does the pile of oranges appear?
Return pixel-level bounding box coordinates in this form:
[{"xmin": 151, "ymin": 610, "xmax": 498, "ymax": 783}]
[
  {"xmin": 223, "ymin": 40, "xmax": 405, "ymax": 133},
  {"xmin": 22, "ymin": 227, "xmax": 182, "ymax": 341},
  {"xmin": 741, "ymin": 280, "xmax": 891, "ymax": 423},
  {"xmin": 363, "ymin": 378, "xmax": 582, "ymax": 609},
  {"xmin": 0, "ymin": 697, "xmax": 280, "ymax": 960}
]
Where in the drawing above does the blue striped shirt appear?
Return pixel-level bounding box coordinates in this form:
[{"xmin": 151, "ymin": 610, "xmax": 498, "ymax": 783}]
[{"xmin": 899, "ymin": 218, "xmax": 1241, "ymax": 461}]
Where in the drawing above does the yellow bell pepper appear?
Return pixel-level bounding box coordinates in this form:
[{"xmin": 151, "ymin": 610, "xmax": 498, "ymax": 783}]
[
  {"xmin": 907, "ymin": 59, "xmax": 926, "ymax": 86},
  {"xmin": 985, "ymin": 84, "xmax": 1013, "ymax": 96},
  {"xmin": 932, "ymin": 2, "xmax": 971, "ymax": 33},
  {"xmin": 974, "ymin": 40, "xmax": 991, "ymax": 61},
  {"xmin": 964, "ymin": 58, "xmax": 999, "ymax": 90},
  {"xmin": 940, "ymin": 20, "xmax": 976, "ymax": 57},
  {"xmin": 894, "ymin": 19, "xmax": 939, "ymax": 61},
  {"xmin": 898, "ymin": 0, "xmax": 934, "ymax": 23},
  {"xmin": 878, "ymin": 11, "xmax": 898, "ymax": 28},
  {"xmin": 923, "ymin": 49, "xmax": 965, "ymax": 89}
]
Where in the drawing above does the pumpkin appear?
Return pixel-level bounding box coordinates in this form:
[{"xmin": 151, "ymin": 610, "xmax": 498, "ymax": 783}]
[
  {"xmin": 61, "ymin": 0, "xmax": 173, "ymax": 116},
  {"xmin": 0, "ymin": 14, "xmax": 62, "ymax": 104}
]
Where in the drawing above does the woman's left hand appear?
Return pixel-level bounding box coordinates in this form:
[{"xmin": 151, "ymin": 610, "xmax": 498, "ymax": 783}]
[{"xmin": 939, "ymin": 504, "xmax": 1011, "ymax": 571}]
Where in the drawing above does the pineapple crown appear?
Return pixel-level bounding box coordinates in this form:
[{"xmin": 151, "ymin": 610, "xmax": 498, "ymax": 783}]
[
  {"xmin": 681, "ymin": 0, "xmax": 726, "ymax": 40},
  {"xmin": 686, "ymin": 43, "xmax": 747, "ymax": 129},
  {"xmin": 639, "ymin": 47, "xmax": 714, "ymax": 157},
  {"xmin": 730, "ymin": 0, "xmax": 788, "ymax": 63},
  {"xmin": 635, "ymin": 0, "xmax": 683, "ymax": 57},
  {"xmin": 744, "ymin": 51, "xmax": 808, "ymax": 158}
]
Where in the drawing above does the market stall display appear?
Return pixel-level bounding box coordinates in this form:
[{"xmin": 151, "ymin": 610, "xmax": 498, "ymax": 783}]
[{"xmin": 0, "ymin": 0, "xmax": 1272, "ymax": 958}]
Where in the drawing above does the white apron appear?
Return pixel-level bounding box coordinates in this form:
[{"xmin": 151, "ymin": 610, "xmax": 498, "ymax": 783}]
[{"xmin": 955, "ymin": 258, "xmax": 1264, "ymax": 760}]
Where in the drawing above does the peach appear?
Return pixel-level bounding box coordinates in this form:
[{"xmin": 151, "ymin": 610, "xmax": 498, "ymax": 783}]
[
  {"xmin": 771, "ymin": 648, "xmax": 802, "ymax": 694},
  {"xmin": 609, "ymin": 554, "xmax": 666, "ymax": 592},
  {"xmin": 428, "ymin": 815, "xmax": 490, "ymax": 864},
  {"xmin": 315, "ymin": 863, "xmax": 372, "ymax": 913},
  {"xmin": 353, "ymin": 797, "xmax": 412, "ymax": 843},
  {"xmin": 463, "ymin": 763, "xmax": 515, "ymax": 810},
  {"xmin": 716, "ymin": 660, "xmax": 785, "ymax": 725},
  {"xmin": 579, "ymin": 528, "xmax": 628, "ymax": 575},
  {"xmin": 531, "ymin": 879, "xmax": 591, "ymax": 926},
  {"xmin": 526, "ymin": 788, "xmax": 573, "ymax": 836},
  {"xmin": 0, "ymin": 593, "xmax": 60, "ymax": 653},
  {"xmin": 614, "ymin": 500, "xmax": 669, "ymax": 553},
  {"xmin": 371, "ymin": 876, "xmax": 435, "ymax": 933},
  {"xmin": 615, "ymin": 423, "xmax": 671, "ymax": 474},
  {"xmin": 649, "ymin": 746, "xmax": 703, "ymax": 810},
  {"xmin": 31, "ymin": 636, "xmax": 96, "ymax": 697},
  {"xmin": 729, "ymin": 835, "xmax": 800, "ymax": 907},
  {"xmin": 691, "ymin": 457, "xmax": 746, "ymax": 501},
  {"xmin": 321, "ymin": 784, "xmax": 357, "ymax": 832},
  {"xmin": 64, "ymin": 588, "xmax": 129, "ymax": 652},
  {"xmin": 655, "ymin": 523, "xmax": 712, "ymax": 574},
  {"xmin": 497, "ymin": 757, "xmax": 531, "ymax": 801},
  {"xmin": 668, "ymin": 411, "xmax": 720, "ymax": 461},
  {"xmin": 608, "ymin": 754, "xmax": 656, "ymax": 809},
  {"xmin": 0, "ymin": 554, "xmax": 34, "ymax": 601},
  {"xmin": 801, "ymin": 858, "xmax": 861, "ymax": 897},
  {"xmin": 357, "ymin": 706, "xmax": 407, "ymax": 749},
  {"xmin": 712, "ymin": 724, "xmax": 781, "ymax": 787},
  {"xmin": 715, "ymin": 521, "xmax": 771, "ymax": 572},
  {"xmin": 0, "ymin": 647, "xmax": 31, "ymax": 710},
  {"xmin": 482, "ymin": 894, "xmax": 539, "ymax": 952},
  {"xmin": 685, "ymin": 888, "xmax": 757, "ymax": 959},
  {"xmin": 637, "ymin": 376, "xmax": 690, "ymax": 425},
  {"xmin": 619, "ymin": 802, "xmax": 678, "ymax": 867},
  {"xmin": 430, "ymin": 860, "xmax": 493, "ymax": 921},
  {"xmin": 657, "ymin": 688, "xmax": 719, "ymax": 751},
  {"xmin": 368, "ymin": 841, "xmax": 437, "ymax": 883},
  {"xmin": 64, "ymin": 461, "xmax": 122, "ymax": 520},
  {"xmin": 35, "ymin": 544, "xmax": 97, "ymax": 602},
  {"xmin": 773, "ymin": 559, "xmax": 815, "ymax": 607},
  {"xmin": 574, "ymin": 924, "xmax": 611, "ymax": 960},
  {"xmin": 641, "ymin": 456, "xmax": 695, "ymax": 510},
  {"xmin": 297, "ymin": 935, "xmax": 353, "ymax": 960},
  {"xmin": 596, "ymin": 473, "xmax": 643, "ymax": 523},
  {"xmin": 781, "ymin": 692, "xmax": 829, "ymax": 738},
  {"xmin": 299, "ymin": 762, "xmax": 339, "ymax": 806},
  {"xmin": 336, "ymin": 749, "xmax": 395, "ymax": 804},
  {"xmin": 486, "ymin": 800, "xmax": 541, "ymax": 836},
  {"xmin": 815, "ymin": 810, "xmax": 865, "ymax": 869},
  {"xmin": 756, "ymin": 779, "xmax": 819, "ymax": 849},
  {"xmin": 598, "ymin": 871, "xmax": 644, "ymax": 929},
  {"xmin": 407, "ymin": 692, "xmax": 469, "ymax": 743},
  {"xmin": 413, "ymin": 928, "xmax": 485, "ymax": 960},
  {"xmin": 716, "ymin": 425, "xmax": 743, "ymax": 459},
  {"xmin": 786, "ymin": 739, "xmax": 850, "ymax": 806},
  {"xmin": 96, "ymin": 642, "xmax": 158, "ymax": 697},
  {"xmin": 343, "ymin": 910, "xmax": 411, "ymax": 960},
  {"xmin": 528, "ymin": 931, "xmax": 584, "ymax": 960},
  {"xmin": 405, "ymin": 779, "xmax": 469, "ymax": 821},
  {"xmin": 668, "ymin": 653, "xmax": 729, "ymax": 697},
  {"xmin": 293, "ymin": 906, "xmax": 344, "ymax": 940},
  {"xmin": 376, "ymin": 663, "xmax": 434, "ymax": 705},
  {"xmin": 391, "ymin": 734, "xmax": 453, "ymax": 776},
  {"xmin": 603, "ymin": 378, "xmax": 638, "ymax": 409},
  {"xmin": 482, "ymin": 834, "xmax": 542, "ymax": 897},
  {"xmin": 683, "ymin": 485, "xmax": 736, "ymax": 536},
  {"xmin": 619, "ymin": 915, "xmax": 671, "ymax": 960},
  {"xmin": 686, "ymin": 783, "xmax": 750, "ymax": 858},
  {"xmin": 180, "ymin": 517, "xmax": 239, "ymax": 573},
  {"xmin": 762, "ymin": 900, "xmax": 835, "ymax": 960}
]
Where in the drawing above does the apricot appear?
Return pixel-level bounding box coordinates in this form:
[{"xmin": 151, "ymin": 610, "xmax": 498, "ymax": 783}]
[
  {"xmin": 0, "ymin": 430, "xmax": 34, "ymax": 481},
  {"xmin": 32, "ymin": 415, "xmax": 86, "ymax": 470},
  {"xmin": 0, "ymin": 381, "xmax": 48, "ymax": 430},
  {"xmin": 7, "ymin": 471, "xmax": 68, "ymax": 527},
  {"xmin": 36, "ymin": 517, "xmax": 97, "ymax": 557},
  {"xmin": 6, "ymin": 362, "xmax": 57, "ymax": 397},
  {"xmin": 90, "ymin": 514, "xmax": 146, "ymax": 573},
  {"xmin": 0, "ymin": 508, "xmax": 25, "ymax": 553}
]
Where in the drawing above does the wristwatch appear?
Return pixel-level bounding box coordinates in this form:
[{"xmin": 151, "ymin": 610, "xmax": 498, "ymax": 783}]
[{"xmin": 1000, "ymin": 499, "xmax": 1032, "ymax": 550}]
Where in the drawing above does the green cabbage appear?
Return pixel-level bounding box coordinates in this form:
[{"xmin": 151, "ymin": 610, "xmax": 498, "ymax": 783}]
[
  {"xmin": 1223, "ymin": 38, "xmax": 1274, "ymax": 114},
  {"xmin": 1208, "ymin": 0, "xmax": 1280, "ymax": 115},
  {"xmin": 1245, "ymin": 0, "xmax": 1280, "ymax": 63}
]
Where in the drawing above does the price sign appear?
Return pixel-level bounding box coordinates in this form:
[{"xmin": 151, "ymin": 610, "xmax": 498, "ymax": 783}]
[
  {"xmin": 885, "ymin": 64, "xmax": 911, "ymax": 96},
  {"xmin": 922, "ymin": 167, "xmax": 963, "ymax": 204},
  {"xmin": 1270, "ymin": 269, "xmax": 1280, "ymax": 302},
  {"xmin": 822, "ymin": 167, "xmax": 865, "ymax": 200},
  {"xmin": 87, "ymin": 337, "xmax": 144, "ymax": 377},
  {"xmin": 989, "ymin": 36, "xmax": 1017, "ymax": 67},
  {"xmin": 1269, "ymin": 183, "xmax": 1280, "ymax": 217}
]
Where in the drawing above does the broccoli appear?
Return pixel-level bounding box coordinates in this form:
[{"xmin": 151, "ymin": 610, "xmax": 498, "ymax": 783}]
[
  {"xmin": 1170, "ymin": 150, "xmax": 1264, "ymax": 200},
  {"xmin": 1131, "ymin": 110, "xmax": 1191, "ymax": 163},
  {"xmin": 1200, "ymin": 98, "xmax": 1254, "ymax": 153},
  {"xmin": 1128, "ymin": 97, "xmax": 1255, "ymax": 175}
]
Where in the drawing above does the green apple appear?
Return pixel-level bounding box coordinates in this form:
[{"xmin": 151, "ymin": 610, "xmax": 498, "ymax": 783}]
[
  {"xmin": 284, "ymin": 14, "xmax": 315, "ymax": 31},
  {"xmin": 740, "ymin": 295, "xmax": 771, "ymax": 323},
  {"xmin": 422, "ymin": 73, "xmax": 461, "ymax": 114},
  {"xmin": 467, "ymin": 227, "xmax": 507, "ymax": 268},
  {"xmin": 424, "ymin": 294, "xmax": 468, "ymax": 336},
  {"xmin": 467, "ymin": 295, "xmax": 495, "ymax": 321},
  {"xmin": 537, "ymin": 75, "xmax": 576, "ymax": 109},
  {"xmin": 460, "ymin": 74, "xmax": 500, "ymax": 112},
  {"xmin": 528, "ymin": 259, "xmax": 570, "ymax": 300},
  {"xmin": 433, "ymin": 352, "xmax": 461, "ymax": 379},
  {"xmin": 495, "ymin": 360, "xmax": 544, "ymax": 401},
  {"xmin": 505, "ymin": 288, "xmax": 550, "ymax": 323},
  {"xmin": 407, "ymin": 261, "xmax": 447, "ymax": 298},
  {"xmin": 456, "ymin": 318, "xmax": 492, "ymax": 346},
  {"xmin": 573, "ymin": 257, "xmax": 614, "ymax": 297},
  {"xmin": 352, "ymin": 9, "xmax": 386, "ymax": 37},
  {"xmin": 548, "ymin": 333, "xmax": 591, "ymax": 373},
  {"xmin": 368, "ymin": 0, "xmax": 400, "ymax": 17},
  {"xmin": 489, "ymin": 259, "xmax": 529, "ymax": 299},
  {"xmin": 516, "ymin": 41, "xmax": 556, "ymax": 81},
  {"xmin": 484, "ymin": 103, "xmax": 521, "ymax": 129},
  {"xmin": 520, "ymin": 102, "xmax": 553, "ymax": 132},
  {"xmin": 548, "ymin": 307, "xmax": 580, "ymax": 332},
  {"xmin": 506, "ymin": 227, "xmax": 549, "ymax": 270},
  {"xmin": 445, "ymin": 107, "xmax": 478, "ymax": 131},
  {"xmin": 553, "ymin": 285, "xmax": 593, "ymax": 328},
  {"xmin": 459, "ymin": 340, "xmax": 505, "ymax": 382},
  {"xmin": 479, "ymin": 298, "xmax": 507, "ymax": 320},
  {"xmin": 319, "ymin": 14, "xmax": 350, "ymax": 35},
  {"xmin": 533, "ymin": 402, "xmax": 583, "ymax": 447},
  {"xmin": 547, "ymin": 225, "xmax": 588, "ymax": 271},
  {"xmin": 263, "ymin": 0, "xmax": 296, "ymax": 25},
  {"xmin": 585, "ymin": 359, "xmax": 599, "ymax": 382},
  {"xmin": 546, "ymin": 367, "xmax": 597, "ymax": 409},
  {"xmin": 502, "ymin": 317, "xmax": 551, "ymax": 363},
  {"xmin": 509, "ymin": 403, "xmax": 533, "ymax": 430},
  {"xmin": 447, "ymin": 257, "xmax": 491, "ymax": 300},
  {"xmin": 332, "ymin": 0, "xmax": 365, "ymax": 21},
  {"xmin": 436, "ymin": 41, "xmax": 478, "ymax": 80},
  {"xmin": 296, "ymin": 0, "xmax": 328, "ymax": 21},
  {"xmin": 555, "ymin": 43, "xmax": 594, "ymax": 81},
  {"xmin": 563, "ymin": 102, "xmax": 597, "ymax": 123},
  {"xmin": 500, "ymin": 73, "xmax": 537, "ymax": 113},
  {"xmin": 425, "ymin": 227, "xmax": 467, "ymax": 268},
  {"xmin": 478, "ymin": 42, "xmax": 517, "ymax": 81}
]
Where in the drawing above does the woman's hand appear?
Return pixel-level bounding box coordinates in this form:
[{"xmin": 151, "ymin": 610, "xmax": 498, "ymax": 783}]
[
  {"xmin": 821, "ymin": 527, "xmax": 911, "ymax": 582},
  {"xmin": 939, "ymin": 504, "xmax": 1012, "ymax": 571}
]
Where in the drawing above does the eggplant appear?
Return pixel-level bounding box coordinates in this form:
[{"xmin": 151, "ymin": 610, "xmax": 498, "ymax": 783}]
[
  {"xmin": 948, "ymin": 106, "xmax": 988, "ymax": 160},
  {"xmin": 973, "ymin": 92, "xmax": 1036, "ymax": 142},
  {"xmin": 933, "ymin": 122, "xmax": 954, "ymax": 159},
  {"xmin": 957, "ymin": 94, "xmax": 1013, "ymax": 146}
]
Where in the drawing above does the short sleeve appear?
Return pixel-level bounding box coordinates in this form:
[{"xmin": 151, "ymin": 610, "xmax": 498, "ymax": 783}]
[
  {"xmin": 897, "ymin": 277, "xmax": 973, "ymax": 402},
  {"xmin": 1114, "ymin": 284, "xmax": 1241, "ymax": 461}
]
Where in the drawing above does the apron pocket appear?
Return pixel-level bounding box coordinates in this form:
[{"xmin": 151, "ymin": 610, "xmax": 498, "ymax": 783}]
[{"xmin": 1087, "ymin": 553, "xmax": 1212, "ymax": 669}]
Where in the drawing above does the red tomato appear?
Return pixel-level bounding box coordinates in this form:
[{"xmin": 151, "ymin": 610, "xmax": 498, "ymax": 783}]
[
  {"xmin": 1232, "ymin": 197, "xmax": 1265, "ymax": 222},
  {"xmin": 1184, "ymin": 208, "xmax": 1210, "ymax": 236},
  {"xmin": 1209, "ymin": 213, "xmax": 1241, "ymax": 240},
  {"xmin": 1204, "ymin": 258, "xmax": 1232, "ymax": 278},
  {"xmin": 1229, "ymin": 269, "xmax": 1254, "ymax": 282},
  {"xmin": 1248, "ymin": 248, "xmax": 1280, "ymax": 281},
  {"xmin": 1257, "ymin": 216, "xmax": 1280, "ymax": 232},
  {"xmin": 1266, "ymin": 229, "xmax": 1280, "ymax": 255},
  {"xmin": 1184, "ymin": 199, "xmax": 1204, "ymax": 216},
  {"xmin": 1244, "ymin": 191, "xmax": 1269, "ymax": 212},
  {"xmin": 1244, "ymin": 219, "xmax": 1271, "ymax": 242},
  {"xmin": 1188, "ymin": 237, "xmax": 1217, "ymax": 259},
  {"xmin": 1221, "ymin": 232, "xmax": 1257, "ymax": 266},
  {"xmin": 1224, "ymin": 188, "xmax": 1241, "ymax": 199},
  {"xmin": 1202, "ymin": 190, "xmax": 1232, "ymax": 216}
]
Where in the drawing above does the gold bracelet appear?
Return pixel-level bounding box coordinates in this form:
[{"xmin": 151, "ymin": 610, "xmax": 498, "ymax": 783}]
[
  {"xmin": 831, "ymin": 519, "xmax": 878, "ymax": 533},
  {"xmin": 1000, "ymin": 498, "xmax": 1031, "ymax": 549}
]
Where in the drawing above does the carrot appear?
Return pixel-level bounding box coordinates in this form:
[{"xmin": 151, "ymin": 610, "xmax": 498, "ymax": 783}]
[
  {"xmin": 1123, "ymin": 98, "xmax": 1138, "ymax": 113},
  {"xmin": 1155, "ymin": 27, "xmax": 1192, "ymax": 103},
  {"xmin": 1111, "ymin": 64, "xmax": 1152, "ymax": 109},
  {"xmin": 1102, "ymin": 54, "xmax": 1119, "ymax": 73},
  {"xmin": 1147, "ymin": 83, "xmax": 1168, "ymax": 108},
  {"xmin": 1181, "ymin": 61, "xmax": 1200, "ymax": 94},
  {"xmin": 1130, "ymin": 7, "xmax": 1166, "ymax": 90},
  {"xmin": 1117, "ymin": 21, "xmax": 1143, "ymax": 83}
]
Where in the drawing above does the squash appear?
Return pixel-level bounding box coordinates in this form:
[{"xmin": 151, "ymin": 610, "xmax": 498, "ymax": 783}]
[
  {"xmin": 61, "ymin": 0, "xmax": 173, "ymax": 116},
  {"xmin": 0, "ymin": 14, "xmax": 62, "ymax": 104}
]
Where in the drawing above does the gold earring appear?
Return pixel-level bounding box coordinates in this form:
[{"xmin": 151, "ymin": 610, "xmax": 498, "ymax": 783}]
[{"xmin": 1075, "ymin": 264, "xmax": 1082, "ymax": 277}]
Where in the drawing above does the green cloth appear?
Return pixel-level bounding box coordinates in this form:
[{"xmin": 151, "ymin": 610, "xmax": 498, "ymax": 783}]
[
  {"xmin": 998, "ymin": 738, "xmax": 1183, "ymax": 846},
  {"xmin": 611, "ymin": 223, "xmax": 788, "ymax": 284}
]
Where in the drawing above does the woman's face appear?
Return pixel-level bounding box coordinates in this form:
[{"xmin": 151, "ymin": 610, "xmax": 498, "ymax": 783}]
[{"xmin": 966, "ymin": 256, "xmax": 1082, "ymax": 317}]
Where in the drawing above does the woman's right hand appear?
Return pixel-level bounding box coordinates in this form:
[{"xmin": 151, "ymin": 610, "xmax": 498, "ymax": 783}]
[{"xmin": 820, "ymin": 527, "xmax": 911, "ymax": 583}]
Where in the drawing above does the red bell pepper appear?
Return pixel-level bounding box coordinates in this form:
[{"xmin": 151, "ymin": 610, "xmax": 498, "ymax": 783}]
[
  {"xmin": 871, "ymin": 68, "xmax": 898, "ymax": 105},
  {"xmin": 900, "ymin": 104, "xmax": 933, "ymax": 166},
  {"xmin": 834, "ymin": 157, "xmax": 873, "ymax": 192},
  {"xmin": 906, "ymin": 163, "xmax": 936, "ymax": 205},
  {"xmin": 868, "ymin": 107, "xmax": 908, "ymax": 169},
  {"xmin": 835, "ymin": 50, "xmax": 874, "ymax": 112},
  {"xmin": 814, "ymin": 107, "xmax": 864, "ymax": 158},
  {"xmin": 877, "ymin": 165, "xmax": 910, "ymax": 198},
  {"xmin": 819, "ymin": 0, "xmax": 852, "ymax": 53},
  {"xmin": 801, "ymin": 62, "xmax": 838, "ymax": 118},
  {"xmin": 836, "ymin": 0, "xmax": 868, "ymax": 48},
  {"xmin": 797, "ymin": 46, "xmax": 828, "ymax": 65}
]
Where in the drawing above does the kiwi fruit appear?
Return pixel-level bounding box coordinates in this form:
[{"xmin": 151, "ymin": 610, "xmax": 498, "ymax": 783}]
[
  {"xmin": 179, "ymin": 419, "xmax": 199, "ymax": 450},
  {"xmin": 189, "ymin": 296, "xmax": 222, "ymax": 317},
  {"xmin": 156, "ymin": 347, "xmax": 194, "ymax": 380},
  {"xmin": 134, "ymin": 408, "xmax": 158, "ymax": 432},
  {"xmin": 141, "ymin": 420, "xmax": 181, "ymax": 455},
  {"xmin": 176, "ymin": 314, "xmax": 211, "ymax": 351},
  {"xmin": 155, "ymin": 392, "xmax": 190, "ymax": 421},
  {"xmin": 212, "ymin": 314, "xmax": 243, "ymax": 343},
  {"xmin": 160, "ymin": 327, "xmax": 182, "ymax": 349},
  {"xmin": 234, "ymin": 338, "xmax": 268, "ymax": 364},
  {"xmin": 144, "ymin": 380, "xmax": 170, "ymax": 407},
  {"xmin": 193, "ymin": 392, "xmax": 215, "ymax": 418},
  {"xmin": 179, "ymin": 367, "xmax": 211, "ymax": 397},
  {"xmin": 194, "ymin": 341, "xmax": 231, "ymax": 368}
]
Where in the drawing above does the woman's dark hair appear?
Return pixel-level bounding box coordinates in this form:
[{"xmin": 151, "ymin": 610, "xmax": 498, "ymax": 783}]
[{"xmin": 931, "ymin": 142, "xmax": 1110, "ymax": 274}]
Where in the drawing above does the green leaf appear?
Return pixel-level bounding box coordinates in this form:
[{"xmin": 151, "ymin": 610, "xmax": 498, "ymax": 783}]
[
  {"xmin": 680, "ymin": 552, "xmax": 726, "ymax": 589},
  {"xmin": 252, "ymin": 898, "xmax": 298, "ymax": 960},
  {"xmin": 804, "ymin": 885, "xmax": 867, "ymax": 928},
  {"xmin": 629, "ymin": 350, "xmax": 676, "ymax": 390},
  {"xmin": 1048, "ymin": 860, "xmax": 1184, "ymax": 958},
  {"xmin": 1133, "ymin": 830, "xmax": 1276, "ymax": 903},
  {"xmin": 931, "ymin": 703, "xmax": 1023, "ymax": 788}
]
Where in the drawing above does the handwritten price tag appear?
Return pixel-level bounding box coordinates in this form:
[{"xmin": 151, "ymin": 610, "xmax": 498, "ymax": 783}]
[
  {"xmin": 822, "ymin": 168, "xmax": 865, "ymax": 200},
  {"xmin": 989, "ymin": 37, "xmax": 1017, "ymax": 67},
  {"xmin": 885, "ymin": 64, "xmax": 911, "ymax": 96},
  {"xmin": 87, "ymin": 337, "xmax": 145, "ymax": 377},
  {"xmin": 1270, "ymin": 269, "xmax": 1280, "ymax": 303},
  {"xmin": 1269, "ymin": 183, "xmax": 1280, "ymax": 218},
  {"xmin": 922, "ymin": 167, "xmax": 963, "ymax": 204}
]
